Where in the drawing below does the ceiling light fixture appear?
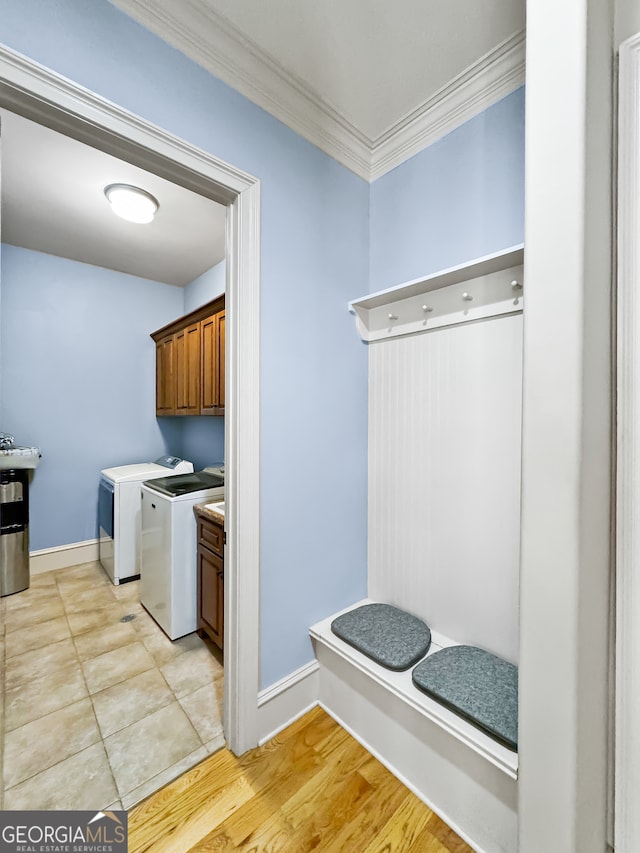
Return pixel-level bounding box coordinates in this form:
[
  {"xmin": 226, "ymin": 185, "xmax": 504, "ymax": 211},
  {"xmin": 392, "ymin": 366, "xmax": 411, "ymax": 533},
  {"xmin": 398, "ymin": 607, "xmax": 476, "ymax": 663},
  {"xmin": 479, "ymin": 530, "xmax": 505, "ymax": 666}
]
[{"xmin": 104, "ymin": 183, "xmax": 159, "ymax": 224}]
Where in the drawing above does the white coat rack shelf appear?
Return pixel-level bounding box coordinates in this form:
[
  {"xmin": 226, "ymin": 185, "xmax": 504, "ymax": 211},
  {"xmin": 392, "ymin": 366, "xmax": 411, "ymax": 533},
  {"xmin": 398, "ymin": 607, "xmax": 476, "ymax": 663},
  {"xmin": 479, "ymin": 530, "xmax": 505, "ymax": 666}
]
[{"xmin": 349, "ymin": 244, "xmax": 525, "ymax": 342}]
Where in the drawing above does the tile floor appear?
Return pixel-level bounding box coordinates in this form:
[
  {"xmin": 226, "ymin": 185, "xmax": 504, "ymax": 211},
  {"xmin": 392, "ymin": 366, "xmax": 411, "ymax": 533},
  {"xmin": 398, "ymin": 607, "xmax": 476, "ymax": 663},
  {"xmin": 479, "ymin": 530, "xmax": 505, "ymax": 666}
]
[{"xmin": 0, "ymin": 561, "xmax": 225, "ymax": 811}]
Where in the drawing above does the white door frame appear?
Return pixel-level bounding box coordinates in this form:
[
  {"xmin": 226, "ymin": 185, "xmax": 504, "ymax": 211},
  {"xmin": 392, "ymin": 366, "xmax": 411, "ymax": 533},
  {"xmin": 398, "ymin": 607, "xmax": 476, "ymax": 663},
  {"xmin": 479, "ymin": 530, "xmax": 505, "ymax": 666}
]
[
  {"xmin": 0, "ymin": 46, "xmax": 261, "ymax": 754},
  {"xmin": 616, "ymin": 31, "xmax": 640, "ymax": 853}
]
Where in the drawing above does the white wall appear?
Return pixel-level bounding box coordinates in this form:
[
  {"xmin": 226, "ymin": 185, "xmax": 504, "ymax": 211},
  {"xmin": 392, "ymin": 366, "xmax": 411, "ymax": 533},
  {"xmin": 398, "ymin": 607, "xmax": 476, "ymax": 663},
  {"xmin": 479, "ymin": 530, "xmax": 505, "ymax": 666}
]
[{"xmin": 369, "ymin": 313, "xmax": 523, "ymax": 663}]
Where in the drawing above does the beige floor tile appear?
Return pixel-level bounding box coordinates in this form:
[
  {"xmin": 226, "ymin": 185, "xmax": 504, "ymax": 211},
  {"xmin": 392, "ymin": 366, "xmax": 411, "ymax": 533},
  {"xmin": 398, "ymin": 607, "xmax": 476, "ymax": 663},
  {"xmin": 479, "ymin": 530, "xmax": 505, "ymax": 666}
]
[
  {"xmin": 4, "ymin": 697, "xmax": 101, "ymax": 788},
  {"xmin": 110, "ymin": 580, "xmax": 141, "ymax": 602},
  {"xmin": 55, "ymin": 574, "xmax": 110, "ymax": 596},
  {"xmin": 73, "ymin": 620, "xmax": 138, "ymax": 662},
  {"xmin": 67, "ymin": 602, "xmax": 127, "ymax": 636},
  {"xmin": 138, "ymin": 620, "xmax": 205, "ymax": 666},
  {"xmin": 92, "ymin": 668, "xmax": 174, "ymax": 738},
  {"xmin": 4, "ymin": 660, "xmax": 89, "ymax": 731},
  {"xmin": 56, "ymin": 561, "xmax": 108, "ymax": 583},
  {"xmin": 60, "ymin": 585, "xmax": 120, "ymax": 614},
  {"xmin": 81, "ymin": 641, "xmax": 155, "ymax": 694},
  {"xmin": 3, "ymin": 742, "xmax": 118, "ymax": 810},
  {"xmin": 5, "ymin": 637, "xmax": 77, "ymax": 690},
  {"xmin": 4, "ymin": 616, "xmax": 71, "ymax": 659},
  {"xmin": 4, "ymin": 596, "xmax": 66, "ymax": 632},
  {"xmin": 4, "ymin": 584, "xmax": 58, "ymax": 613},
  {"xmin": 29, "ymin": 570, "xmax": 59, "ymax": 587},
  {"xmin": 105, "ymin": 701, "xmax": 201, "ymax": 797},
  {"xmin": 160, "ymin": 644, "xmax": 224, "ymax": 698},
  {"xmin": 121, "ymin": 744, "xmax": 208, "ymax": 810},
  {"xmin": 178, "ymin": 681, "xmax": 224, "ymax": 744}
]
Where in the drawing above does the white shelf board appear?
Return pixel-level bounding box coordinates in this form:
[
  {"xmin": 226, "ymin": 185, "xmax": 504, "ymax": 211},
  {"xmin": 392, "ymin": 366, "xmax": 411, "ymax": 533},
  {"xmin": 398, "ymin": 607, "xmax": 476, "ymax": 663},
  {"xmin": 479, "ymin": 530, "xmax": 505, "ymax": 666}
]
[
  {"xmin": 350, "ymin": 244, "xmax": 525, "ymax": 342},
  {"xmin": 310, "ymin": 598, "xmax": 519, "ymax": 780}
]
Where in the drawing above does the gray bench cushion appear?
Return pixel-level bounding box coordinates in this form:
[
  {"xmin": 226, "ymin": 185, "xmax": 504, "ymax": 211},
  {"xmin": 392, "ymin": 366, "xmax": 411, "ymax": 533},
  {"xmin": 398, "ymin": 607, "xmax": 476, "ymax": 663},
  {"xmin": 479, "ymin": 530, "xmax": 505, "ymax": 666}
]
[
  {"xmin": 331, "ymin": 603, "xmax": 431, "ymax": 671},
  {"xmin": 412, "ymin": 645, "xmax": 518, "ymax": 751}
]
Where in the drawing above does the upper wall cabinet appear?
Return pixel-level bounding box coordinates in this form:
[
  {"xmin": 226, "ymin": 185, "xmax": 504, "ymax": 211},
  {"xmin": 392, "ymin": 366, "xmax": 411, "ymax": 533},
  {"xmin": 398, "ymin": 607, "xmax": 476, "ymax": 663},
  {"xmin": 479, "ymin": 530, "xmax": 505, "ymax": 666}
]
[{"xmin": 151, "ymin": 295, "xmax": 225, "ymax": 417}]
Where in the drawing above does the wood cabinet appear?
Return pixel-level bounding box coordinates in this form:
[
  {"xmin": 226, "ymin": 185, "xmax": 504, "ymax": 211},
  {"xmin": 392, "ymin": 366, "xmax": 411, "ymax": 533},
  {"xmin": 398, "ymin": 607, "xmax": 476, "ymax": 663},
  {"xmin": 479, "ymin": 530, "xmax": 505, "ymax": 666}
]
[
  {"xmin": 197, "ymin": 514, "xmax": 224, "ymax": 651},
  {"xmin": 155, "ymin": 334, "xmax": 175, "ymax": 415},
  {"xmin": 151, "ymin": 296, "xmax": 225, "ymax": 417},
  {"xmin": 175, "ymin": 322, "xmax": 201, "ymax": 415},
  {"xmin": 201, "ymin": 309, "xmax": 225, "ymax": 415}
]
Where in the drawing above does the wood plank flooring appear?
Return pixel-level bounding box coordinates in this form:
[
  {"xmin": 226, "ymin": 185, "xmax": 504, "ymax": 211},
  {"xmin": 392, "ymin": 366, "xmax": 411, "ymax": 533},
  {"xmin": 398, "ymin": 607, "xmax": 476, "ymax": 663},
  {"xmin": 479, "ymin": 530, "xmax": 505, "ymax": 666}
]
[{"xmin": 129, "ymin": 706, "xmax": 473, "ymax": 853}]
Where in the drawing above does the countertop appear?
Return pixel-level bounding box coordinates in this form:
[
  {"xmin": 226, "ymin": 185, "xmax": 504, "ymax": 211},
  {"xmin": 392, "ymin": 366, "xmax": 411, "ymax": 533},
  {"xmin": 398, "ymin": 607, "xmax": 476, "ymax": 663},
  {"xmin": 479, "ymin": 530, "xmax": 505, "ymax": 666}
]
[{"xmin": 194, "ymin": 501, "xmax": 225, "ymax": 525}]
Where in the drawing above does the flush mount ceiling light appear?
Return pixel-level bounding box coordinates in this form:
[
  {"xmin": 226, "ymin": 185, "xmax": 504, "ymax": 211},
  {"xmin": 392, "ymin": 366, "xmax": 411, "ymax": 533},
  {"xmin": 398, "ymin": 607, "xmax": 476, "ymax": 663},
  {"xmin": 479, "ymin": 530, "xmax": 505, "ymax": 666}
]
[{"xmin": 104, "ymin": 183, "xmax": 159, "ymax": 224}]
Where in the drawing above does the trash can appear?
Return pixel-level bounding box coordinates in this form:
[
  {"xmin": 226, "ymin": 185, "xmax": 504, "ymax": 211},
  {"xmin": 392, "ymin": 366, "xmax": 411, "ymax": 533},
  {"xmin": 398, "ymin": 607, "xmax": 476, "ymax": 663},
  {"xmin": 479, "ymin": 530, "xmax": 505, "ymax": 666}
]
[{"xmin": 0, "ymin": 468, "xmax": 30, "ymax": 596}]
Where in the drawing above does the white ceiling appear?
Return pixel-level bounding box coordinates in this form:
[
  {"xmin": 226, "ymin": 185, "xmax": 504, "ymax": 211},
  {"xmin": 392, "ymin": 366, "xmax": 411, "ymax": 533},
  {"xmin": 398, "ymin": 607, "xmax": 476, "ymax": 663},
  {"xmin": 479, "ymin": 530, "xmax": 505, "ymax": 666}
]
[
  {"xmin": 109, "ymin": 0, "xmax": 526, "ymax": 179},
  {"xmin": 0, "ymin": 1, "xmax": 526, "ymax": 276},
  {"xmin": 0, "ymin": 109, "xmax": 226, "ymax": 287},
  {"xmin": 200, "ymin": 0, "xmax": 525, "ymax": 141}
]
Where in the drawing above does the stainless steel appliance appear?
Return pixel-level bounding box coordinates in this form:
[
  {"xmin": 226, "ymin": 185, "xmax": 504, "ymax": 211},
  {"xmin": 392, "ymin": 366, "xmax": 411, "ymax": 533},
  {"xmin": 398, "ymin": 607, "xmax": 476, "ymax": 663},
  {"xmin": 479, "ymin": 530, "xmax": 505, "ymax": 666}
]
[{"xmin": 0, "ymin": 469, "xmax": 30, "ymax": 596}]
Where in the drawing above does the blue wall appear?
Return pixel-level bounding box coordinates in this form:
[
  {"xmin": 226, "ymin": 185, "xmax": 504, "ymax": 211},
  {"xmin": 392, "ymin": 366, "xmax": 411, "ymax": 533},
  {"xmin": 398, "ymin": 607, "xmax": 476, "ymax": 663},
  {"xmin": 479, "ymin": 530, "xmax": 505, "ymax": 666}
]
[
  {"xmin": 0, "ymin": 0, "xmax": 370, "ymax": 688},
  {"xmin": 0, "ymin": 1, "xmax": 524, "ymax": 689},
  {"xmin": 180, "ymin": 259, "xmax": 227, "ymax": 470},
  {"xmin": 369, "ymin": 88, "xmax": 525, "ymax": 291},
  {"xmin": 184, "ymin": 259, "xmax": 225, "ymax": 314},
  {"xmin": 0, "ymin": 245, "xmax": 185, "ymax": 549}
]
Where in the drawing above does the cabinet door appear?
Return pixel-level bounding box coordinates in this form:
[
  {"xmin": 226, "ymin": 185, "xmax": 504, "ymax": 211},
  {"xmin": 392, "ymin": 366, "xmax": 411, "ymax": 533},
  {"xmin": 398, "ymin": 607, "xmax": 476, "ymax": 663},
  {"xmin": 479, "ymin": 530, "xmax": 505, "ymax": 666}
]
[
  {"xmin": 198, "ymin": 546, "xmax": 224, "ymax": 650},
  {"xmin": 175, "ymin": 322, "xmax": 201, "ymax": 415},
  {"xmin": 156, "ymin": 334, "xmax": 175, "ymax": 415},
  {"xmin": 201, "ymin": 312, "xmax": 224, "ymax": 415},
  {"xmin": 217, "ymin": 310, "xmax": 225, "ymax": 410}
]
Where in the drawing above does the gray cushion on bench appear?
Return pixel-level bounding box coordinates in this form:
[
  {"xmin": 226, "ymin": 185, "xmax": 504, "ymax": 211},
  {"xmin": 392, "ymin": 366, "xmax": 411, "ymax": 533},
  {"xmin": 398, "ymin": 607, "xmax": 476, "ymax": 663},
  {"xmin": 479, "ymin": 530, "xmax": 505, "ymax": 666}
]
[
  {"xmin": 331, "ymin": 603, "xmax": 431, "ymax": 671},
  {"xmin": 412, "ymin": 645, "xmax": 518, "ymax": 751}
]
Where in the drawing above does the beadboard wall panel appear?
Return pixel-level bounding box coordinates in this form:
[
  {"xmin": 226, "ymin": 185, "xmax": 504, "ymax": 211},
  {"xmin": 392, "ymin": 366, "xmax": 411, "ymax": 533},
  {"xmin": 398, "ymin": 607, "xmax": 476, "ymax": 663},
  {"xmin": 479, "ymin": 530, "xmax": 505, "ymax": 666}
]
[{"xmin": 368, "ymin": 313, "xmax": 523, "ymax": 664}]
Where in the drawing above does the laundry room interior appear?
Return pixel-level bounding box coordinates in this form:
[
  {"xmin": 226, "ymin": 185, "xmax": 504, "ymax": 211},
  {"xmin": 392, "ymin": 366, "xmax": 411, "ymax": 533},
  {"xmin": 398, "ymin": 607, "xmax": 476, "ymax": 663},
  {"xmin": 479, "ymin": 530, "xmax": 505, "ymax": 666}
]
[{"xmin": 0, "ymin": 107, "xmax": 232, "ymax": 810}]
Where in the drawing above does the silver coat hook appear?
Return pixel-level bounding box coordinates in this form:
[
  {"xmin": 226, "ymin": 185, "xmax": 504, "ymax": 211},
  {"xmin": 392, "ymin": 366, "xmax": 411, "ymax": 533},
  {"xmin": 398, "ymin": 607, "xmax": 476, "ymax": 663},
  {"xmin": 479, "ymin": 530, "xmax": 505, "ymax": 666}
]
[
  {"xmin": 388, "ymin": 313, "xmax": 398, "ymax": 320},
  {"xmin": 422, "ymin": 305, "xmax": 433, "ymax": 313},
  {"xmin": 462, "ymin": 292, "xmax": 473, "ymax": 302},
  {"xmin": 511, "ymin": 280, "xmax": 523, "ymax": 291}
]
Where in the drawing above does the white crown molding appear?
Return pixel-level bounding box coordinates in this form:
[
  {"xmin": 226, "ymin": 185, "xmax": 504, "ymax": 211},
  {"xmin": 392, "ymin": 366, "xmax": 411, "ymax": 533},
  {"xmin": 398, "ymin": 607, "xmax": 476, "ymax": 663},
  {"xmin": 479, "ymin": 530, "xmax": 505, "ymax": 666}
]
[
  {"xmin": 108, "ymin": 0, "xmax": 523, "ymax": 182},
  {"xmin": 370, "ymin": 31, "xmax": 526, "ymax": 180},
  {"xmin": 107, "ymin": 0, "xmax": 372, "ymax": 180}
]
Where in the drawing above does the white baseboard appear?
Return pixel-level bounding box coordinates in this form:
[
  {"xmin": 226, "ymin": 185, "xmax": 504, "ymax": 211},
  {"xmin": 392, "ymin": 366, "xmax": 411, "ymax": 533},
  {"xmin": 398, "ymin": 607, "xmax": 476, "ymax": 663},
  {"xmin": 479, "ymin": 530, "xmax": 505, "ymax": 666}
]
[
  {"xmin": 30, "ymin": 539, "xmax": 99, "ymax": 575},
  {"xmin": 257, "ymin": 659, "xmax": 320, "ymax": 745}
]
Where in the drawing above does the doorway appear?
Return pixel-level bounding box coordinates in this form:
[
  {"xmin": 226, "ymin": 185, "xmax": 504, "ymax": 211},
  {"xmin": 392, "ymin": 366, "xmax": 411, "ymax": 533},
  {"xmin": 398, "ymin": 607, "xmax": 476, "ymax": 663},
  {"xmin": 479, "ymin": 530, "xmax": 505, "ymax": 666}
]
[{"xmin": 0, "ymin": 44, "xmax": 261, "ymax": 758}]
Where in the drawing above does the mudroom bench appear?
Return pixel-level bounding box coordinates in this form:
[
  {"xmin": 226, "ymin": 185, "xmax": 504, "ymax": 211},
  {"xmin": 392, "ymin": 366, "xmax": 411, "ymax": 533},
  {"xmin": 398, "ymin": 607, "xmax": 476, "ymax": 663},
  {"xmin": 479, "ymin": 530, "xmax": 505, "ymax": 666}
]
[{"xmin": 310, "ymin": 599, "xmax": 519, "ymax": 853}]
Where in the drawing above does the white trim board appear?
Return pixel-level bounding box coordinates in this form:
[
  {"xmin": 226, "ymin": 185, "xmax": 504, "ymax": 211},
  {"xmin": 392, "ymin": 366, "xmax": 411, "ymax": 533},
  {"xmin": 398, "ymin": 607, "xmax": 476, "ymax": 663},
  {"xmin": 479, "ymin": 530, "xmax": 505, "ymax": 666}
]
[
  {"xmin": 349, "ymin": 244, "xmax": 524, "ymax": 341},
  {"xmin": 256, "ymin": 660, "xmax": 320, "ymax": 746},
  {"xmin": 0, "ymin": 44, "xmax": 261, "ymax": 757},
  {"xmin": 108, "ymin": 0, "xmax": 525, "ymax": 181},
  {"xmin": 616, "ymin": 30, "xmax": 640, "ymax": 853},
  {"xmin": 311, "ymin": 602, "xmax": 518, "ymax": 779},
  {"xmin": 30, "ymin": 539, "xmax": 99, "ymax": 575}
]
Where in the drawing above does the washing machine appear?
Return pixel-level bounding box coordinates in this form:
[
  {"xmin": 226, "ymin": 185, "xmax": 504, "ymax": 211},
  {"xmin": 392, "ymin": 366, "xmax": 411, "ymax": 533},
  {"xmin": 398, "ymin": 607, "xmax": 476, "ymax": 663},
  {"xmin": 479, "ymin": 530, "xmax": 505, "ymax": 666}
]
[
  {"xmin": 98, "ymin": 455, "xmax": 193, "ymax": 585},
  {"xmin": 140, "ymin": 468, "xmax": 224, "ymax": 639}
]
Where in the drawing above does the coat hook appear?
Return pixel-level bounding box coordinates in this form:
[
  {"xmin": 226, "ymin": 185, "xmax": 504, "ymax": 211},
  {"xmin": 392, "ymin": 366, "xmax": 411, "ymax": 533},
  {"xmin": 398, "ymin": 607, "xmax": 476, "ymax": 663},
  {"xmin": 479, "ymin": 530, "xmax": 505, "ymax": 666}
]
[
  {"xmin": 388, "ymin": 313, "xmax": 398, "ymax": 320},
  {"xmin": 462, "ymin": 292, "xmax": 473, "ymax": 302},
  {"xmin": 422, "ymin": 305, "xmax": 433, "ymax": 313},
  {"xmin": 511, "ymin": 280, "xmax": 523, "ymax": 291}
]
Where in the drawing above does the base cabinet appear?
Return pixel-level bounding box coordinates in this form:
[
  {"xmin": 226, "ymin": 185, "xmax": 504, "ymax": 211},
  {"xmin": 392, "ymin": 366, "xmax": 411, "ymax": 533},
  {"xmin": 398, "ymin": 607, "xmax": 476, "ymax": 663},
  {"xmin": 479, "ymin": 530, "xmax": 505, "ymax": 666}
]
[{"xmin": 197, "ymin": 515, "xmax": 224, "ymax": 651}]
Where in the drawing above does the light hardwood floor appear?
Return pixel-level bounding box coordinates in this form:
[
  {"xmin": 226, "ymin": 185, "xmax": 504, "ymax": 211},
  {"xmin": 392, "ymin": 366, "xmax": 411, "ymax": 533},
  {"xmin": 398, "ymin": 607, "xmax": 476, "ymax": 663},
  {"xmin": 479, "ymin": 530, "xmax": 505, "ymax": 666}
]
[{"xmin": 129, "ymin": 705, "xmax": 473, "ymax": 853}]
